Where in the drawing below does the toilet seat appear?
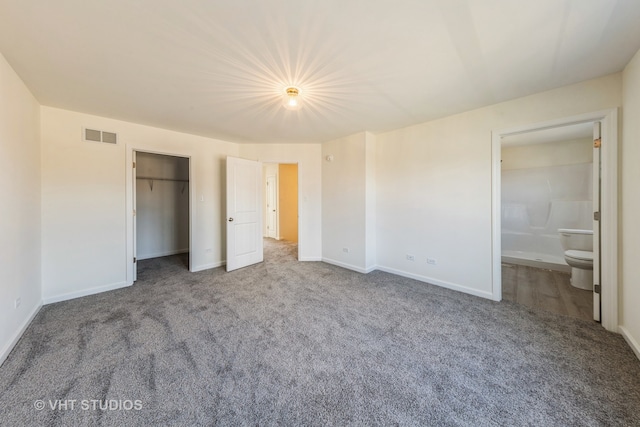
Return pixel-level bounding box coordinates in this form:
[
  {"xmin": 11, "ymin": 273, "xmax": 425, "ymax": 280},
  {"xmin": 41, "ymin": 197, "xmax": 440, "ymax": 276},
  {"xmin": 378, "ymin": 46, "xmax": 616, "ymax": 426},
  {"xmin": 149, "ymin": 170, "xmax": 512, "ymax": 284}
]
[
  {"xmin": 565, "ymin": 250, "xmax": 593, "ymax": 262},
  {"xmin": 564, "ymin": 250, "xmax": 594, "ymax": 276}
]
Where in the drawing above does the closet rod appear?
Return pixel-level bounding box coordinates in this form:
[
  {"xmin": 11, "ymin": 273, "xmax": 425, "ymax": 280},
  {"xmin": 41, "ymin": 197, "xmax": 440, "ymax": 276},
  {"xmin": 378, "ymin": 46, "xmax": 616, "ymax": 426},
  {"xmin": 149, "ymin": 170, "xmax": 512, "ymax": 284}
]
[{"xmin": 136, "ymin": 176, "xmax": 189, "ymax": 182}]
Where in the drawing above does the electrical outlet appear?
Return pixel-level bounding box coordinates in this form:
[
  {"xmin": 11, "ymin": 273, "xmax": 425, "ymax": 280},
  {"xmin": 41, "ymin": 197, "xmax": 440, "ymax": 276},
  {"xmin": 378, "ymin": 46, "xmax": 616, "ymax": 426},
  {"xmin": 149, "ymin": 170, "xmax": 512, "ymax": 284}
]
[
  {"xmin": 14, "ymin": 297, "xmax": 21, "ymax": 309},
  {"xmin": 342, "ymin": 247, "xmax": 349, "ymax": 253},
  {"xmin": 427, "ymin": 258, "xmax": 437, "ymax": 265},
  {"xmin": 406, "ymin": 254, "xmax": 415, "ymax": 261}
]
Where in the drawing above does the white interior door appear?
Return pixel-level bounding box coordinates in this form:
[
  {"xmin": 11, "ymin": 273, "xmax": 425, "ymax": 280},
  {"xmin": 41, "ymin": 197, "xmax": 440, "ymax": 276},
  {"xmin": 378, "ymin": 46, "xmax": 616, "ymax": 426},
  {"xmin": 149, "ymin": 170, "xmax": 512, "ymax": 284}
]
[
  {"xmin": 226, "ymin": 156, "xmax": 263, "ymax": 272},
  {"xmin": 132, "ymin": 151, "xmax": 138, "ymax": 282},
  {"xmin": 593, "ymin": 122, "xmax": 601, "ymax": 322},
  {"xmin": 266, "ymin": 175, "xmax": 277, "ymax": 239}
]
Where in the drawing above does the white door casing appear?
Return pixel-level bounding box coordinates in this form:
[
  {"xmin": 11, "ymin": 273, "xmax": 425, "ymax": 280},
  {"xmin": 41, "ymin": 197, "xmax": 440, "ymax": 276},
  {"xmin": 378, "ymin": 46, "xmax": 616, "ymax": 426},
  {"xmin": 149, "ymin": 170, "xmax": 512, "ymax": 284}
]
[
  {"xmin": 593, "ymin": 122, "xmax": 601, "ymax": 322},
  {"xmin": 266, "ymin": 175, "xmax": 277, "ymax": 239},
  {"xmin": 226, "ymin": 156, "xmax": 263, "ymax": 272},
  {"xmin": 132, "ymin": 151, "xmax": 137, "ymax": 282}
]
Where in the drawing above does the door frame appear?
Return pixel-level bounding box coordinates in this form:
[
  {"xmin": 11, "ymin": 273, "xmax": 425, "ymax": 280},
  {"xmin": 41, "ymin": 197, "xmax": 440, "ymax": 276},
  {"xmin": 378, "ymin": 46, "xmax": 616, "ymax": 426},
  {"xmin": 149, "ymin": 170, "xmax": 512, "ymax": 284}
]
[
  {"xmin": 491, "ymin": 108, "xmax": 618, "ymax": 332},
  {"xmin": 265, "ymin": 173, "xmax": 278, "ymax": 239},
  {"xmin": 125, "ymin": 147, "xmax": 193, "ymax": 284},
  {"xmin": 261, "ymin": 161, "xmax": 301, "ymax": 261}
]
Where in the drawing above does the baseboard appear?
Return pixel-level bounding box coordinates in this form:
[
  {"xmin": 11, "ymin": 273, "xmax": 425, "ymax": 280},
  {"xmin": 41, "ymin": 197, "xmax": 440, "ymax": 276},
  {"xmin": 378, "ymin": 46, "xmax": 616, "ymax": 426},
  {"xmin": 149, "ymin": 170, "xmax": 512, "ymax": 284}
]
[
  {"xmin": 191, "ymin": 261, "xmax": 225, "ymax": 272},
  {"xmin": 299, "ymin": 256, "xmax": 322, "ymax": 262},
  {"xmin": 43, "ymin": 281, "xmax": 130, "ymax": 305},
  {"xmin": 322, "ymin": 258, "xmax": 372, "ymax": 274},
  {"xmin": 619, "ymin": 326, "xmax": 640, "ymax": 361},
  {"xmin": 376, "ymin": 265, "xmax": 494, "ymax": 300},
  {"xmin": 0, "ymin": 301, "xmax": 42, "ymax": 367},
  {"xmin": 138, "ymin": 248, "xmax": 189, "ymax": 260},
  {"xmin": 193, "ymin": 257, "xmax": 322, "ymax": 270},
  {"xmin": 364, "ymin": 264, "xmax": 377, "ymax": 274}
]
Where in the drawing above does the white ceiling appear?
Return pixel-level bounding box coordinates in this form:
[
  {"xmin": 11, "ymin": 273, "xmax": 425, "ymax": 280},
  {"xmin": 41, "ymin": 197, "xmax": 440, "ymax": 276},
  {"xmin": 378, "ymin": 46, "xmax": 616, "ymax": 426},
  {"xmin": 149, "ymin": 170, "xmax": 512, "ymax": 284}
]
[{"xmin": 1, "ymin": 0, "xmax": 640, "ymax": 144}]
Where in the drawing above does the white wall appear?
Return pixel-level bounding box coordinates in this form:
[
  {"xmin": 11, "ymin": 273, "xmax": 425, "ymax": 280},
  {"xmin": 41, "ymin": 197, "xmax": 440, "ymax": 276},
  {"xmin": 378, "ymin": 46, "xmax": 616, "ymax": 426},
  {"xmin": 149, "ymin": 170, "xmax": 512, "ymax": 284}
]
[
  {"xmin": 136, "ymin": 152, "xmax": 189, "ymax": 260},
  {"xmin": 364, "ymin": 132, "xmax": 377, "ymax": 271},
  {"xmin": 0, "ymin": 53, "xmax": 41, "ymax": 365},
  {"xmin": 41, "ymin": 106, "xmax": 239, "ymax": 303},
  {"xmin": 621, "ymin": 49, "xmax": 640, "ymax": 359},
  {"xmin": 375, "ymin": 73, "xmax": 621, "ymax": 299},
  {"xmin": 238, "ymin": 143, "xmax": 322, "ymax": 261},
  {"xmin": 322, "ymin": 132, "xmax": 377, "ymax": 272},
  {"xmin": 322, "ymin": 133, "xmax": 366, "ymax": 270}
]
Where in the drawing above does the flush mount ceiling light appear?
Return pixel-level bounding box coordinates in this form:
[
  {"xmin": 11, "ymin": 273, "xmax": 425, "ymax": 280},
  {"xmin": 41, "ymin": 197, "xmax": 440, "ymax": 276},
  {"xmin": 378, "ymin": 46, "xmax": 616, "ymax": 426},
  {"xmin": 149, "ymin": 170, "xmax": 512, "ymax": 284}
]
[{"xmin": 282, "ymin": 87, "xmax": 302, "ymax": 111}]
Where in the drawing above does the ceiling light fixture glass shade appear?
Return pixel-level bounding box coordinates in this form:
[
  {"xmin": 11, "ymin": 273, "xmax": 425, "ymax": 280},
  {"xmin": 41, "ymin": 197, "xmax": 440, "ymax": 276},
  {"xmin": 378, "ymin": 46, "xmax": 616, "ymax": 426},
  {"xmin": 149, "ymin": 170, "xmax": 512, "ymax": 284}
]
[{"xmin": 282, "ymin": 87, "xmax": 302, "ymax": 110}]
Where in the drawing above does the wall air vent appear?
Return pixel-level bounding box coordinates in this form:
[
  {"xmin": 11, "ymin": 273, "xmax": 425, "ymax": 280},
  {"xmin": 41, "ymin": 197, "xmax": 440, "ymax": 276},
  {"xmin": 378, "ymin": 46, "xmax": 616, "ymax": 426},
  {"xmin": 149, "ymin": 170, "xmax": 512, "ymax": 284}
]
[{"xmin": 83, "ymin": 127, "xmax": 118, "ymax": 144}]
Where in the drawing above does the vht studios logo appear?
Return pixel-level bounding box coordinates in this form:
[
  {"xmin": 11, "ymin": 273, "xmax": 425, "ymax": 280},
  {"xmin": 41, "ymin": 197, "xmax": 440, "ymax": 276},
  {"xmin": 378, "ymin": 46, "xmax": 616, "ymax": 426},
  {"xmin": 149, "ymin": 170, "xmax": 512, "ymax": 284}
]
[{"xmin": 34, "ymin": 399, "xmax": 143, "ymax": 411}]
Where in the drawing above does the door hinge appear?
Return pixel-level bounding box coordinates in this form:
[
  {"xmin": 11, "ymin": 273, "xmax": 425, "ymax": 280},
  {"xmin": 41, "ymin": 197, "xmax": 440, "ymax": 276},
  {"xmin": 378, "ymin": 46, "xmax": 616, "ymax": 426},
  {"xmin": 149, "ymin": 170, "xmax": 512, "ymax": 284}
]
[
  {"xmin": 133, "ymin": 257, "xmax": 137, "ymax": 263},
  {"xmin": 594, "ymin": 211, "xmax": 600, "ymax": 221},
  {"xmin": 133, "ymin": 209, "xmax": 136, "ymax": 216},
  {"xmin": 594, "ymin": 138, "xmax": 601, "ymax": 148},
  {"xmin": 594, "ymin": 284, "xmax": 601, "ymax": 294}
]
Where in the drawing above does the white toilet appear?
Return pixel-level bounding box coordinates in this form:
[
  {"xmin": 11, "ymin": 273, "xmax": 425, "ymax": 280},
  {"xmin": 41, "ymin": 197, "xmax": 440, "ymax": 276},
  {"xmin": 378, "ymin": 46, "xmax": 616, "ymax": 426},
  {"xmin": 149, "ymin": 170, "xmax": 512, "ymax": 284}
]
[{"xmin": 558, "ymin": 229, "xmax": 593, "ymax": 290}]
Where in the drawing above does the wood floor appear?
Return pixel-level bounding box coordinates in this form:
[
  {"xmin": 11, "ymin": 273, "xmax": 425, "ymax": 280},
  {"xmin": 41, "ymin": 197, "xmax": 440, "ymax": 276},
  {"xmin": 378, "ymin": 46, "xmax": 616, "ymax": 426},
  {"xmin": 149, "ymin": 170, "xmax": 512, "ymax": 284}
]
[{"xmin": 502, "ymin": 263, "xmax": 593, "ymax": 322}]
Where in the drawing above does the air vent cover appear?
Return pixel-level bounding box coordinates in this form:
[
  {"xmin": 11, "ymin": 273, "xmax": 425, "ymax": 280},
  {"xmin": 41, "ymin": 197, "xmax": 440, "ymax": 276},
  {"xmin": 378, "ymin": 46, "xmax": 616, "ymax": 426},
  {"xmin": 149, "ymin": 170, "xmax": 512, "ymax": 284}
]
[{"xmin": 83, "ymin": 128, "xmax": 118, "ymax": 144}]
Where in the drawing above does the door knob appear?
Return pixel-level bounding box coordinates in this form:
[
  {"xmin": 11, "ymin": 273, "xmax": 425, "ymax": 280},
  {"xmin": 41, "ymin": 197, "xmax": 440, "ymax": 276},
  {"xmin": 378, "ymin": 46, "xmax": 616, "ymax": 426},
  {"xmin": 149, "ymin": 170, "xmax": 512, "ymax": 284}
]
[{"xmin": 228, "ymin": 218, "xmax": 234, "ymax": 222}]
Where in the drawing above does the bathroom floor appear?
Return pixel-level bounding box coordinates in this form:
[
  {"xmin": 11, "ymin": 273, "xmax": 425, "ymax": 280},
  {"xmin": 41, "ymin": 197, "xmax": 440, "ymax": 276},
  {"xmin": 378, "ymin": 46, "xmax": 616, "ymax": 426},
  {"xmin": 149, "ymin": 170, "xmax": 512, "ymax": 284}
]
[{"xmin": 502, "ymin": 263, "xmax": 593, "ymax": 322}]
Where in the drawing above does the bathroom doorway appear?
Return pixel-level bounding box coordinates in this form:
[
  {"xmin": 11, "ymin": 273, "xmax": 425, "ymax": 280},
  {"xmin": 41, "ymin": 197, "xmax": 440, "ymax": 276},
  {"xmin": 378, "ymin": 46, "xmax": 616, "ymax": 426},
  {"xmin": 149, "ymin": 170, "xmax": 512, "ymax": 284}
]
[
  {"xmin": 491, "ymin": 109, "xmax": 619, "ymax": 331},
  {"xmin": 499, "ymin": 123, "xmax": 594, "ymax": 321}
]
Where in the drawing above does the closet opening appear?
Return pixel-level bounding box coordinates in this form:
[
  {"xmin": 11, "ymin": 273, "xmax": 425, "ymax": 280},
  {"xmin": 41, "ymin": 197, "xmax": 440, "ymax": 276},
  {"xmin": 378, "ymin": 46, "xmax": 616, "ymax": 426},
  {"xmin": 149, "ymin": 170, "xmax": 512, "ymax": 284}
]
[{"xmin": 134, "ymin": 151, "xmax": 190, "ymax": 278}]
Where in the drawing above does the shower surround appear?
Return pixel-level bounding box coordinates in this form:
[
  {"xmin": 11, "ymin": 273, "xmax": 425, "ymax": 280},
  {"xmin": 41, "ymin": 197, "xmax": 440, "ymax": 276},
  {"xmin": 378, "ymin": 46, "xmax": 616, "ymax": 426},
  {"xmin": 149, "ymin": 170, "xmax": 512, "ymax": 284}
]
[{"xmin": 501, "ymin": 162, "xmax": 592, "ymax": 272}]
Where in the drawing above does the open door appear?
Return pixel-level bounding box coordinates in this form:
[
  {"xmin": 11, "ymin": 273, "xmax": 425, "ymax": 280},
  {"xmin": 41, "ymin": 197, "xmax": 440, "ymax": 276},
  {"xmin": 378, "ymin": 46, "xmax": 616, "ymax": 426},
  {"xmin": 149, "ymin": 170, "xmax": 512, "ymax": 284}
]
[
  {"xmin": 132, "ymin": 151, "xmax": 138, "ymax": 282},
  {"xmin": 593, "ymin": 122, "xmax": 601, "ymax": 322},
  {"xmin": 226, "ymin": 156, "xmax": 263, "ymax": 272}
]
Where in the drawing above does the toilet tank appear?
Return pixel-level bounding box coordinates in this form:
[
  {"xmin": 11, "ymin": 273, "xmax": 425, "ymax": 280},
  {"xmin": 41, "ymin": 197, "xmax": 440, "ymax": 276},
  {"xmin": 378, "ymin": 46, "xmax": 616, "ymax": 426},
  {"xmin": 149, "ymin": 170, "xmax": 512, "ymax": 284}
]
[{"xmin": 558, "ymin": 229, "xmax": 593, "ymax": 251}]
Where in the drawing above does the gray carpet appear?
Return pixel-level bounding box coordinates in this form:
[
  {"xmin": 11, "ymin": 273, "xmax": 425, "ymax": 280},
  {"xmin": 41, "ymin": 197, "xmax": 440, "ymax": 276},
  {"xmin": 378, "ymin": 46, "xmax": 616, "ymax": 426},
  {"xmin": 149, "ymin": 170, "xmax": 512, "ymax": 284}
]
[{"xmin": 1, "ymin": 239, "xmax": 639, "ymax": 426}]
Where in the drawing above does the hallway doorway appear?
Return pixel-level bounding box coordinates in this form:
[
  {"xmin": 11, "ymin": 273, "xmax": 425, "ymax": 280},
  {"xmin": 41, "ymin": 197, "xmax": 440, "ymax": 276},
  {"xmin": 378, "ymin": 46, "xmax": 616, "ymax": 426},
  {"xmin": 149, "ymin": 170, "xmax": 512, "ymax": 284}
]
[{"xmin": 263, "ymin": 163, "xmax": 299, "ymax": 261}]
